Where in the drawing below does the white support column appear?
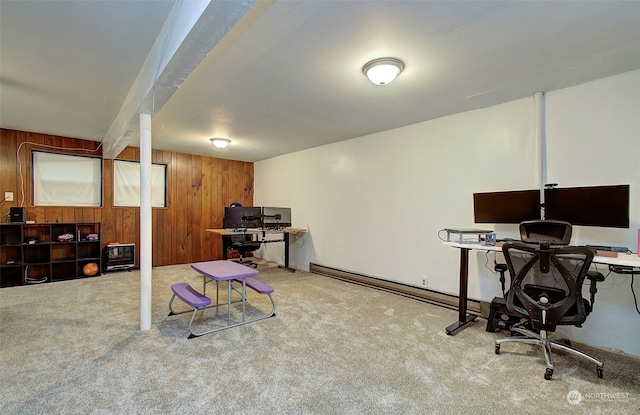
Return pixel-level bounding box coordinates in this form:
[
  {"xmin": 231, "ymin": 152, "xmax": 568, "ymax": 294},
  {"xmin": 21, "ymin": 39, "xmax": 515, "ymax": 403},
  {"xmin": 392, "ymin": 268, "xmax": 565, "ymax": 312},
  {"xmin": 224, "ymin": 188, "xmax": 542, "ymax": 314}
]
[
  {"xmin": 534, "ymin": 91, "xmax": 546, "ymax": 191},
  {"xmin": 533, "ymin": 91, "xmax": 547, "ymax": 220},
  {"xmin": 140, "ymin": 112, "xmax": 153, "ymax": 331}
]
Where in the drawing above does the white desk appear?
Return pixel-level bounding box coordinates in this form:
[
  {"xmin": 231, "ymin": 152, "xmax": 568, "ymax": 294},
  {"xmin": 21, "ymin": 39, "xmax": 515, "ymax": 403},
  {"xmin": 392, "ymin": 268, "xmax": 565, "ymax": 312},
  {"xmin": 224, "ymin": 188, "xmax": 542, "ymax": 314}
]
[{"xmin": 443, "ymin": 241, "xmax": 640, "ymax": 335}]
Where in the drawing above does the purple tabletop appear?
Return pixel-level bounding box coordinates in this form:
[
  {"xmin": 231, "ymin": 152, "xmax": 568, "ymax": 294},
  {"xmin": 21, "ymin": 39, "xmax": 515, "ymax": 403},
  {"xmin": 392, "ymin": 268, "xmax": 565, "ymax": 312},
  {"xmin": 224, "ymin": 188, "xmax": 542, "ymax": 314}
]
[{"xmin": 191, "ymin": 260, "xmax": 258, "ymax": 281}]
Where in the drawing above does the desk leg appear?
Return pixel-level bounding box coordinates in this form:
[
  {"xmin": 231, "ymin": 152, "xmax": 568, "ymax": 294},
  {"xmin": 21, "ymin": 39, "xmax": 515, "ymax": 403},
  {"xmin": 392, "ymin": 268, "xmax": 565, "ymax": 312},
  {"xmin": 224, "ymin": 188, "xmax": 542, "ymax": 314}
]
[
  {"xmin": 222, "ymin": 237, "xmax": 230, "ymax": 260},
  {"xmin": 284, "ymin": 232, "xmax": 290, "ymax": 269},
  {"xmin": 278, "ymin": 232, "xmax": 296, "ymax": 273},
  {"xmin": 445, "ymin": 247, "xmax": 477, "ymax": 335}
]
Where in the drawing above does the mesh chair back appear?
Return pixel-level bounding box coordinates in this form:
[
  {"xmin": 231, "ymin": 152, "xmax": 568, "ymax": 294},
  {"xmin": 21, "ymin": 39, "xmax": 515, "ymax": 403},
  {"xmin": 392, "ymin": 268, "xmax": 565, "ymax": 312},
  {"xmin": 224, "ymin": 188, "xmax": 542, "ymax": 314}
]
[{"xmin": 502, "ymin": 242, "xmax": 594, "ymax": 331}]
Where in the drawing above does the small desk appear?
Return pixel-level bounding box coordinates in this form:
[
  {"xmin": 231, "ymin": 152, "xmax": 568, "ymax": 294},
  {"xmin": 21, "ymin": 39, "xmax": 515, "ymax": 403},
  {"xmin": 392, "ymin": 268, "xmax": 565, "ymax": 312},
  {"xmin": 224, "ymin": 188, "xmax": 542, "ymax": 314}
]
[
  {"xmin": 191, "ymin": 260, "xmax": 258, "ymax": 330},
  {"xmin": 443, "ymin": 241, "xmax": 640, "ymax": 335},
  {"xmin": 207, "ymin": 227, "xmax": 307, "ymax": 272}
]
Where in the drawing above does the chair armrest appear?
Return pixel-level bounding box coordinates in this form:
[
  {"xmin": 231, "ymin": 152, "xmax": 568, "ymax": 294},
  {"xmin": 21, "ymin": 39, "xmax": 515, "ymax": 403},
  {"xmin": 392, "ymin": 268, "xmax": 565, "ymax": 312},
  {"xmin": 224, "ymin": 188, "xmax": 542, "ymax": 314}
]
[
  {"xmin": 495, "ymin": 263, "xmax": 508, "ymax": 297},
  {"xmin": 586, "ymin": 270, "xmax": 605, "ymax": 282},
  {"xmin": 586, "ymin": 270, "xmax": 605, "ymax": 306}
]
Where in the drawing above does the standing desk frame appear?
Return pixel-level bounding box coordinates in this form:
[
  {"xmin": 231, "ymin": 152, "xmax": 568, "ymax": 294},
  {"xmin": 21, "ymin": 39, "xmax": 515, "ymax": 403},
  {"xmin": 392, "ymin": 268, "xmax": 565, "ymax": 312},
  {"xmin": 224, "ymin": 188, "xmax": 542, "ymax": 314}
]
[
  {"xmin": 207, "ymin": 228, "xmax": 306, "ymax": 272},
  {"xmin": 443, "ymin": 241, "xmax": 640, "ymax": 335}
]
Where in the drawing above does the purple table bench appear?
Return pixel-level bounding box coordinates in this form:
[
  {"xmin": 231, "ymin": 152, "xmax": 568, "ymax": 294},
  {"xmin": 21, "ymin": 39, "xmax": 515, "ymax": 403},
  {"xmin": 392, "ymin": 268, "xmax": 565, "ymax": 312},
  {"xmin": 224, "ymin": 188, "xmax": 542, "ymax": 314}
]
[
  {"xmin": 168, "ymin": 261, "xmax": 275, "ymax": 338},
  {"xmin": 170, "ymin": 283, "xmax": 212, "ymax": 308}
]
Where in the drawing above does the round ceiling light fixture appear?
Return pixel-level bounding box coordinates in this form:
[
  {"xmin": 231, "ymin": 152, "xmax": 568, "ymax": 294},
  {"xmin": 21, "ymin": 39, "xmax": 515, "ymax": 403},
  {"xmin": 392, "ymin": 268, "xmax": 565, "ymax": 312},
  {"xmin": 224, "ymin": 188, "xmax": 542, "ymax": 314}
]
[
  {"xmin": 210, "ymin": 138, "xmax": 231, "ymax": 148},
  {"xmin": 362, "ymin": 57, "xmax": 404, "ymax": 85}
]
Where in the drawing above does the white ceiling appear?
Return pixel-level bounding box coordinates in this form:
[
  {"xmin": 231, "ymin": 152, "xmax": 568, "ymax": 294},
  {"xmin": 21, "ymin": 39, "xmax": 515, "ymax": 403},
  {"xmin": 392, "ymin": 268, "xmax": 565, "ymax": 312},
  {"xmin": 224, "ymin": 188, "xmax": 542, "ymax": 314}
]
[{"xmin": 1, "ymin": 0, "xmax": 639, "ymax": 162}]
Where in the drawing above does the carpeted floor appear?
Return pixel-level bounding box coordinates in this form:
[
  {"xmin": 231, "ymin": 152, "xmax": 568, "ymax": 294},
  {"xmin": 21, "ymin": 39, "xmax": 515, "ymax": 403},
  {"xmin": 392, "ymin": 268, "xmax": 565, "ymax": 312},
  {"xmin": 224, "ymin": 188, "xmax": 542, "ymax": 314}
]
[{"xmin": 1, "ymin": 260, "xmax": 638, "ymax": 414}]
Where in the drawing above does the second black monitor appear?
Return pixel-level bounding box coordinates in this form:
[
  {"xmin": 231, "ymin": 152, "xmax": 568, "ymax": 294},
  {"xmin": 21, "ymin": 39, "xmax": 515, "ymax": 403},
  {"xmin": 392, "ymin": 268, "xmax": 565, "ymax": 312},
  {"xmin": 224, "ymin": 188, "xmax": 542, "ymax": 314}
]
[
  {"xmin": 544, "ymin": 185, "xmax": 629, "ymax": 228},
  {"xmin": 262, "ymin": 207, "xmax": 292, "ymax": 228}
]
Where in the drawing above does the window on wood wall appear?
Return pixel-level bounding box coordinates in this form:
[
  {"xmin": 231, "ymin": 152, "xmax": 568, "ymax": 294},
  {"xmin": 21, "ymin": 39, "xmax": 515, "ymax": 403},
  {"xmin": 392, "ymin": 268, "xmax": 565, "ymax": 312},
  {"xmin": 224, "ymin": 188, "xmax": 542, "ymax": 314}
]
[
  {"xmin": 32, "ymin": 151, "xmax": 102, "ymax": 206},
  {"xmin": 113, "ymin": 160, "xmax": 167, "ymax": 208}
]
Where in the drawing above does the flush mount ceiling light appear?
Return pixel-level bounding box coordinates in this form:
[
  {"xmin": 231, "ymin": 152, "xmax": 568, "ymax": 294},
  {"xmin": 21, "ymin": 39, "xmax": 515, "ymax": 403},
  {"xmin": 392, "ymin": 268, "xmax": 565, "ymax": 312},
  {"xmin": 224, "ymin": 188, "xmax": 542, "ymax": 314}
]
[
  {"xmin": 362, "ymin": 57, "xmax": 404, "ymax": 85},
  {"xmin": 210, "ymin": 138, "xmax": 231, "ymax": 148}
]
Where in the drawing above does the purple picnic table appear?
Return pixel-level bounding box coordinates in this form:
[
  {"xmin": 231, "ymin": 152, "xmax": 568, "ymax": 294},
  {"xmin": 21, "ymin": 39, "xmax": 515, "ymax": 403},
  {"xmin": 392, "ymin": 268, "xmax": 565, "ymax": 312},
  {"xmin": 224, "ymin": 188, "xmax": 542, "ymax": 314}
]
[{"xmin": 169, "ymin": 260, "xmax": 275, "ymax": 338}]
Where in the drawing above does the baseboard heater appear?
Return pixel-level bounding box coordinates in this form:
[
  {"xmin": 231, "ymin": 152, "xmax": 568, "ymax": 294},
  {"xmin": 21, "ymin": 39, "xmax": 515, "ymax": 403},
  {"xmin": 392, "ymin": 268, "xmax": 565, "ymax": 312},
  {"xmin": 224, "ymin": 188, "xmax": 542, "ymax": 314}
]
[{"xmin": 309, "ymin": 262, "xmax": 490, "ymax": 318}]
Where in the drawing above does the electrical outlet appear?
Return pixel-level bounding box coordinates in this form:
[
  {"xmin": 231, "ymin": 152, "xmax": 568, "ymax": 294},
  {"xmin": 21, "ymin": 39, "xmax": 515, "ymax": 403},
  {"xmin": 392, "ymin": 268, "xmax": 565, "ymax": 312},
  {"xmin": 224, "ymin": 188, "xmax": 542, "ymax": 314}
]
[
  {"xmin": 4, "ymin": 192, "xmax": 13, "ymax": 202},
  {"xmin": 421, "ymin": 277, "xmax": 428, "ymax": 288}
]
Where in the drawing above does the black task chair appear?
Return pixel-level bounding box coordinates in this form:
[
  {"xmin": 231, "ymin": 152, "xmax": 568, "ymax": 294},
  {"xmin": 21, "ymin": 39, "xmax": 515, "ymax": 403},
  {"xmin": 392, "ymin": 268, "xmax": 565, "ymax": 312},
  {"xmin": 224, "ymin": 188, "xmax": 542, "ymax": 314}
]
[
  {"xmin": 486, "ymin": 220, "xmax": 574, "ymax": 333},
  {"xmin": 227, "ymin": 234, "xmax": 260, "ymax": 269},
  {"xmin": 223, "ymin": 202, "xmax": 261, "ymax": 268},
  {"xmin": 495, "ymin": 240, "xmax": 604, "ymax": 380}
]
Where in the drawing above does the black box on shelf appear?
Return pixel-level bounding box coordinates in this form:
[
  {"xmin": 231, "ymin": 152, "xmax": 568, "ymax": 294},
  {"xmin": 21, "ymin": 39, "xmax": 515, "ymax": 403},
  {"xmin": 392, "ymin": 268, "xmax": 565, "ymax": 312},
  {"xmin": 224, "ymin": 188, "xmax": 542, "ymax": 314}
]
[{"xmin": 9, "ymin": 207, "xmax": 26, "ymax": 223}]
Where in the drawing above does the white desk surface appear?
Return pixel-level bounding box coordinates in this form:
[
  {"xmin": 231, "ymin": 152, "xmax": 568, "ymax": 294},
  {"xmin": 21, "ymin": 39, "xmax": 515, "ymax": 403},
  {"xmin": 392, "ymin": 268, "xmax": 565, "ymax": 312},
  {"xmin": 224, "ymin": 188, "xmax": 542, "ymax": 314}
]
[
  {"xmin": 443, "ymin": 241, "xmax": 640, "ymax": 268},
  {"xmin": 207, "ymin": 228, "xmax": 307, "ymax": 235}
]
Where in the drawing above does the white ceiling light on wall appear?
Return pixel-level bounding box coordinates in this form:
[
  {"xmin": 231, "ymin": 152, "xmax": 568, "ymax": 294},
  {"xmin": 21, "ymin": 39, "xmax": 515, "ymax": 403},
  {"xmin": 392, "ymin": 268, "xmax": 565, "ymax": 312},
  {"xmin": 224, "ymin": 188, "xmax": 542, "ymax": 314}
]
[
  {"xmin": 362, "ymin": 57, "xmax": 404, "ymax": 85},
  {"xmin": 210, "ymin": 138, "xmax": 231, "ymax": 148}
]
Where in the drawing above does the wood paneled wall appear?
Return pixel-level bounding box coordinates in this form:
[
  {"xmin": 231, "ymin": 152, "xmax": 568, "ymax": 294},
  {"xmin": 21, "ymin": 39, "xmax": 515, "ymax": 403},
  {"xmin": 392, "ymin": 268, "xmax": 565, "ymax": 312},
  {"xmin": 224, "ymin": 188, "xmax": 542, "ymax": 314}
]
[{"xmin": 0, "ymin": 128, "xmax": 254, "ymax": 266}]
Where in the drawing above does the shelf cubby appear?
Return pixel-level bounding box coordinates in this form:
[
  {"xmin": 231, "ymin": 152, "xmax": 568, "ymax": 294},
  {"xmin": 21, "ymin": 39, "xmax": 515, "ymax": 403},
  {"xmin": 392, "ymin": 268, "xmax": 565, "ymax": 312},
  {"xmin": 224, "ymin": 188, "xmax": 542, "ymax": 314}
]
[
  {"xmin": 50, "ymin": 223, "xmax": 76, "ymax": 241},
  {"xmin": 78, "ymin": 241, "xmax": 100, "ymax": 259},
  {"xmin": 1, "ymin": 245, "xmax": 22, "ymax": 266},
  {"xmin": 24, "ymin": 263, "xmax": 50, "ymax": 284},
  {"xmin": 51, "ymin": 243, "xmax": 76, "ymax": 262},
  {"xmin": 0, "ymin": 224, "xmax": 22, "ymax": 245},
  {"xmin": 51, "ymin": 262, "xmax": 76, "ymax": 281},
  {"xmin": 77, "ymin": 260, "xmax": 100, "ymax": 278},
  {"xmin": 23, "ymin": 244, "xmax": 51, "ymax": 264},
  {"xmin": 0, "ymin": 266, "xmax": 23, "ymax": 287},
  {"xmin": 24, "ymin": 224, "xmax": 50, "ymax": 244}
]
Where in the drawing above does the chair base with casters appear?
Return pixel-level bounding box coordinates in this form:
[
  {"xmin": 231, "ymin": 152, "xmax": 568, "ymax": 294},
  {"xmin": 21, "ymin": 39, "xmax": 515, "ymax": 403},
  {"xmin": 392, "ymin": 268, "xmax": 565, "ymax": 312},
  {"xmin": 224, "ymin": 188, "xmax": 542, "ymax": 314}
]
[
  {"xmin": 231, "ymin": 252, "xmax": 258, "ymax": 269},
  {"xmin": 495, "ymin": 323, "xmax": 604, "ymax": 380},
  {"xmin": 234, "ymin": 259, "xmax": 258, "ymax": 269}
]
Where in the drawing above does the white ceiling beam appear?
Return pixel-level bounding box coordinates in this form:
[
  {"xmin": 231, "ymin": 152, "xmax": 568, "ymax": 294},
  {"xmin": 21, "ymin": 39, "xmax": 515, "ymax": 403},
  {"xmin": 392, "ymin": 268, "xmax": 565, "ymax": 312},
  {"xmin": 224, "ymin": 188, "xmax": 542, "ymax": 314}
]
[{"xmin": 102, "ymin": 0, "xmax": 255, "ymax": 159}]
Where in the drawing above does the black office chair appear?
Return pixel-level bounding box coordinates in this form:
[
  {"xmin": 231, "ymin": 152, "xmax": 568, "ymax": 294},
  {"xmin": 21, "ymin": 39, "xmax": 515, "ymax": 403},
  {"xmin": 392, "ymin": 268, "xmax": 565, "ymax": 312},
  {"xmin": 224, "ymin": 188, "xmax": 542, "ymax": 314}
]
[
  {"xmin": 227, "ymin": 234, "xmax": 260, "ymax": 268},
  {"xmin": 222, "ymin": 202, "xmax": 260, "ymax": 268},
  {"xmin": 486, "ymin": 220, "xmax": 574, "ymax": 333},
  {"xmin": 224, "ymin": 202, "xmax": 261, "ymax": 268},
  {"xmin": 495, "ymin": 240, "xmax": 604, "ymax": 380}
]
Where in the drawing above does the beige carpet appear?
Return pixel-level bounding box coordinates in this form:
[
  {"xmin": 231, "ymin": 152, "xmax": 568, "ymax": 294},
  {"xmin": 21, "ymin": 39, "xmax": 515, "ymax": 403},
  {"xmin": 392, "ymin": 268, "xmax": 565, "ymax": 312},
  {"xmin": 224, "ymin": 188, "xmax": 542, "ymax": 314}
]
[{"xmin": 1, "ymin": 260, "xmax": 638, "ymax": 414}]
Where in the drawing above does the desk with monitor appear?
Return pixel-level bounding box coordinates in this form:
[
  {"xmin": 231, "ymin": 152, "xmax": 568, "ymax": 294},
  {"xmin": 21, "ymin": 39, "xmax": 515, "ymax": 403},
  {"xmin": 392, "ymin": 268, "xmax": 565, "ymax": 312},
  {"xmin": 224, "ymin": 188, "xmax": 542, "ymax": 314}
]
[
  {"xmin": 451, "ymin": 184, "xmax": 634, "ymax": 335},
  {"xmin": 209, "ymin": 205, "xmax": 306, "ymax": 272},
  {"xmin": 443, "ymin": 240, "xmax": 640, "ymax": 335}
]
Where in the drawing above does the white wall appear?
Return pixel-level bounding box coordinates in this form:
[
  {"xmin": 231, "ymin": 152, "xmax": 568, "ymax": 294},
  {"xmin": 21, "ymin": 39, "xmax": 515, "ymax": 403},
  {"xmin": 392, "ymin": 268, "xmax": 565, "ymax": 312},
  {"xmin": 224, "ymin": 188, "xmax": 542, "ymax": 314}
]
[
  {"xmin": 254, "ymin": 70, "xmax": 640, "ymax": 356},
  {"xmin": 542, "ymin": 70, "xmax": 640, "ymax": 353}
]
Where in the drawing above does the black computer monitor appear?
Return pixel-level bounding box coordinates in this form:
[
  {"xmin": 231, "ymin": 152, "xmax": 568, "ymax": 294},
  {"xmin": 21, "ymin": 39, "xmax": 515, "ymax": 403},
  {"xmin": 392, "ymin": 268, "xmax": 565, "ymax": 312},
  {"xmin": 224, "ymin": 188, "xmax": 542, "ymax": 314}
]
[
  {"xmin": 223, "ymin": 207, "xmax": 262, "ymax": 229},
  {"xmin": 473, "ymin": 189, "xmax": 541, "ymax": 224},
  {"xmin": 544, "ymin": 185, "xmax": 629, "ymax": 228},
  {"xmin": 262, "ymin": 207, "xmax": 292, "ymax": 228}
]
